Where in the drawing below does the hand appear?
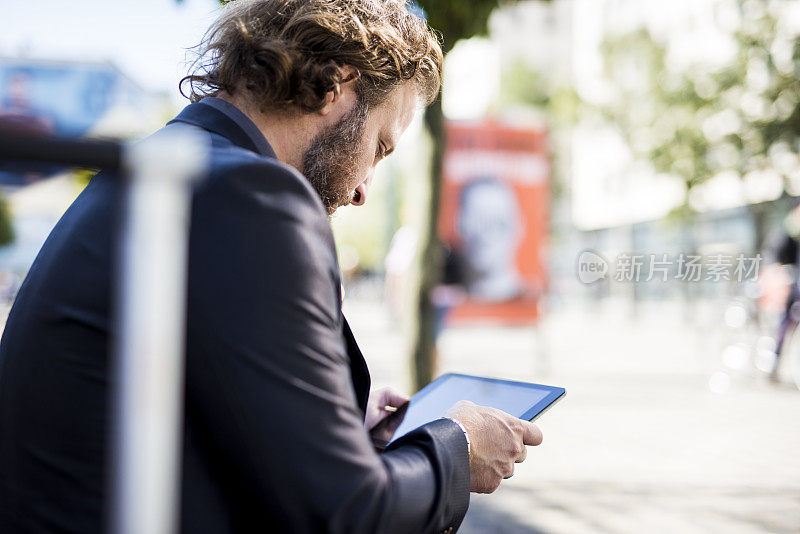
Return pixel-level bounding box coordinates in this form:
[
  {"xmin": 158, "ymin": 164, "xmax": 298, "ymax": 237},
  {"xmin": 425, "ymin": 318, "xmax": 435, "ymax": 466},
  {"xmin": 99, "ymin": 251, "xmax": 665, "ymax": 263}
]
[
  {"xmin": 445, "ymin": 400, "xmax": 543, "ymax": 494},
  {"xmin": 364, "ymin": 387, "xmax": 409, "ymax": 431}
]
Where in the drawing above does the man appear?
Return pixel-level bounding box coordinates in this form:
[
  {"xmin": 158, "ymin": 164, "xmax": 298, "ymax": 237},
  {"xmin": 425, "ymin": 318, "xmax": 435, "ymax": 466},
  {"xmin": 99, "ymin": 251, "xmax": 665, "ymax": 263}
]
[{"xmin": 0, "ymin": 1, "xmax": 543, "ymax": 533}]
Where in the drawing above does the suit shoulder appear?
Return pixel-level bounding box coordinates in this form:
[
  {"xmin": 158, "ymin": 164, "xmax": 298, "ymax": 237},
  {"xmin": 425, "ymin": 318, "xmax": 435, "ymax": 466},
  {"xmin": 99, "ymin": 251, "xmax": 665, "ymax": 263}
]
[
  {"xmin": 208, "ymin": 150, "xmax": 327, "ymax": 219},
  {"xmin": 190, "ymin": 150, "xmax": 341, "ymax": 297}
]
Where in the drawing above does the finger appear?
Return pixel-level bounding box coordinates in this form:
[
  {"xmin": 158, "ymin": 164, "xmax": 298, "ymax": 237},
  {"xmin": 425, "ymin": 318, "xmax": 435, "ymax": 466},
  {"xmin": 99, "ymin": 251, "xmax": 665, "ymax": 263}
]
[
  {"xmin": 514, "ymin": 445, "xmax": 527, "ymax": 463},
  {"xmin": 381, "ymin": 388, "xmax": 409, "ymax": 409},
  {"xmin": 503, "ymin": 466, "xmax": 515, "ymax": 479},
  {"xmin": 368, "ymin": 410, "xmax": 391, "ymax": 429},
  {"xmin": 521, "ymin": 421, "xmax": 543, "ymax": 446}
]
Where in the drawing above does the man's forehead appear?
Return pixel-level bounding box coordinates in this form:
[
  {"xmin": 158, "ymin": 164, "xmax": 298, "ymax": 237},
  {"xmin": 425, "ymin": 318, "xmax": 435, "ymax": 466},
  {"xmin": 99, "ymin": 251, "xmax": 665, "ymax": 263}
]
[
  {"xmin": 374, "ymin": 83, "xmax": 418, "ymax": 141},
  {"xmin": 395, "ymin": 82, "xmax": 419, "ymax": 127}
]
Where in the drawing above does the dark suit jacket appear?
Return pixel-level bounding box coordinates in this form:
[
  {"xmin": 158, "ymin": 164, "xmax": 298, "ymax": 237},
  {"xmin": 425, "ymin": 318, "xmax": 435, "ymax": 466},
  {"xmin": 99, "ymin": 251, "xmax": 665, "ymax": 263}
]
[{"xmin": 0, "ymin": 100, "xmax": 469, "ymax": 533}]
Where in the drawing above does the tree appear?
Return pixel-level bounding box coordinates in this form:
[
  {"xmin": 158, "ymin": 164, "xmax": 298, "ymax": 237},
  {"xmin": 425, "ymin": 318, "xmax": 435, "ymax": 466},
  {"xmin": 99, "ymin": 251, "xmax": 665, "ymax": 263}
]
[
  {"xmin": 411, "ymin": 1, "xmax": 569, "ymax": 389},
  {"xmin": 597, "ymin": 0, "xmax": 800, "ymax": 251},
  {"xmin": 409, "ymin": 0, "xmax": 523, "ymax": 390}
]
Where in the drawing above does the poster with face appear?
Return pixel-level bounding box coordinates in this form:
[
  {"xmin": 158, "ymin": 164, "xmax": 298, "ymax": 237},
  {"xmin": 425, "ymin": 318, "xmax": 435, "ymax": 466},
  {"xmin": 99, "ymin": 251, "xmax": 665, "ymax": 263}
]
[{"xmin": 438, "ymin": 120, "xmax": 549, "ymax": 323}]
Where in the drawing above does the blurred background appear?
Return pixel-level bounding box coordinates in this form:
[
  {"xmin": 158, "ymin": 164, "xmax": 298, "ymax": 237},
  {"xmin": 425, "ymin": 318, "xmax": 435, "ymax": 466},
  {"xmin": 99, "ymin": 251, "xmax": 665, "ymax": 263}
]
[{"xmin": 2, "ymin": 0, "xmax": 799, "ymax": 532}]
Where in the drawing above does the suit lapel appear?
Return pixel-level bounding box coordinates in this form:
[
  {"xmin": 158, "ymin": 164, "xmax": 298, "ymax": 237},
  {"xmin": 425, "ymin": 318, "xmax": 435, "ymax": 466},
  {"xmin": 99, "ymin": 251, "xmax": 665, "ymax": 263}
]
[{"xmin": 342, "ymin": 316, "xmax": 370, "ymax": 416}]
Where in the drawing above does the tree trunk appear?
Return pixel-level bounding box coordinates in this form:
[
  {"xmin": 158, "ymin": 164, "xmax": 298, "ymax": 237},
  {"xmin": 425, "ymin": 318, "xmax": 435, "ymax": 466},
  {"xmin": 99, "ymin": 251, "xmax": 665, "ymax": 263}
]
[
  {"xmin": 410, "ymin": 94, "xmax": 445, "ymax": 390},
  {"xmin": 749, "ymin": 203, "xmax": 769, "ymax": 255}
]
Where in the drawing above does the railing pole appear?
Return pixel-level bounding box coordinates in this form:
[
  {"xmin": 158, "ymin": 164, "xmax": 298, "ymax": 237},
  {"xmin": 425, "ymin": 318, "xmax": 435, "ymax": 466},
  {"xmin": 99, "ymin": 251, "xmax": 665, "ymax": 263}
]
[{"xmin": 111, "ymin": 125, "xmax": 207, "ymax": 534}]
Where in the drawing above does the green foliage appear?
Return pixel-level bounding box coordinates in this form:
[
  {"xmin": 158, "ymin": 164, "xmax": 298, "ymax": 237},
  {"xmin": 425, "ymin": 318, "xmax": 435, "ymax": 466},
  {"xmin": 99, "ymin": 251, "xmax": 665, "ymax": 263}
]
[
  {"xmin": 416, "ymin": 1, "xmax": 505, "ymax": 53},
  {"xmin": 498, "ymin": 58, "xmax": 551, "ymax": 109},
  {"xmin": 496, "ymin": 57, "xmax": 581, "ymax": 204},
  {"xmin": 598, "ymin": 0, "xmax": 800, "ymax": 211},
  {"xmin": 498, "ymin": 57, "xmax": 582, "ymax": 124},
  {"xmin": 0, "ymin": 192, "xmax": 14, "ymax": 247},
  {"xmin": 600, "ymin": 29, "xmax": 712, "ymax": 189}
]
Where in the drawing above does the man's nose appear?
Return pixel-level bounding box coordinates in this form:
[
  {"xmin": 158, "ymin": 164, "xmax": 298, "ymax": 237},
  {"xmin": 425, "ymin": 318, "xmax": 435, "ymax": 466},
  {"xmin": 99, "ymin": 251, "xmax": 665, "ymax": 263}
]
[{"xmin": 351, "ymin": 174, "xmax": 374, "ymax": 206}]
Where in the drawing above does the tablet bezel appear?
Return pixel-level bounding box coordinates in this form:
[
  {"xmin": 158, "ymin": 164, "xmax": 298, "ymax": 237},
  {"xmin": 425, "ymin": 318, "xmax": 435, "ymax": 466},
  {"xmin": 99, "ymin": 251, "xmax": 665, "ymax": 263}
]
[{"xmin": 412, "ymin": 372, "xmax": 566, "ymax": 422}]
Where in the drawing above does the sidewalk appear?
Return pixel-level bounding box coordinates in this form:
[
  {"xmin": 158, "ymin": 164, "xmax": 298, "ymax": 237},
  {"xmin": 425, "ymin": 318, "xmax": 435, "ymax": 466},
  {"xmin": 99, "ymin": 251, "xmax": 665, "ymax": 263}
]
[{"xmin": 343, "ymin": 297, "xmax": 800, "ymax": 534}]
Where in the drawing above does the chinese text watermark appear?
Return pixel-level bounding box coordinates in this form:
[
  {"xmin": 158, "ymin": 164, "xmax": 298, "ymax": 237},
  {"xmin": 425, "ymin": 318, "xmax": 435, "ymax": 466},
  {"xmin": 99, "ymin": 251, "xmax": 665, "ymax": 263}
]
[{"xmin": 576, "ymin": 250, "xmax": 761, "ymax": 284}]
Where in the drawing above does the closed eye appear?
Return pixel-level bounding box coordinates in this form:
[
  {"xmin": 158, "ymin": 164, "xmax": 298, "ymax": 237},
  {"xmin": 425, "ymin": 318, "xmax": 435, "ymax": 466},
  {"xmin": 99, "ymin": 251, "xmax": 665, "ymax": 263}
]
[{"xmin": 376, "ymin": 141, "xmax": 394, "ymax": 162}]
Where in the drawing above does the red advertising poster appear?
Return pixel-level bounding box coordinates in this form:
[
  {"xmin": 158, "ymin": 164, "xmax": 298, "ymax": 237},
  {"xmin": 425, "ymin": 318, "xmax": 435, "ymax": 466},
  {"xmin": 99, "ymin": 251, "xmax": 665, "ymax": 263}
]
[{"xmin": 438, "ymin": 120, "xmax": 549, "ymax": 323}]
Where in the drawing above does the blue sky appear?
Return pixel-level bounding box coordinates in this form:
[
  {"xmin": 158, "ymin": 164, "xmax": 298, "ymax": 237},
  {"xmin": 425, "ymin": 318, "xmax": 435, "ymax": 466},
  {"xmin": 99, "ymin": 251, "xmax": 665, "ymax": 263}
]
[{"xmin": 1, "ymin": 0, "xmax": 222, "ymax": 101}]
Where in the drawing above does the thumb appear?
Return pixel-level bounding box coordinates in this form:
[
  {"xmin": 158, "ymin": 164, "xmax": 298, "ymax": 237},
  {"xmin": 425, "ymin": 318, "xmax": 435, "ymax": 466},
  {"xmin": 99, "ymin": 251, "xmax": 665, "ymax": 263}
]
[
  {"xmin": 380, "ymin": 388, "xmax": 409, "ymax": 409},
  {"xmin": 522, "ymin": 421, "xmax": 543, "ymax": 446}
]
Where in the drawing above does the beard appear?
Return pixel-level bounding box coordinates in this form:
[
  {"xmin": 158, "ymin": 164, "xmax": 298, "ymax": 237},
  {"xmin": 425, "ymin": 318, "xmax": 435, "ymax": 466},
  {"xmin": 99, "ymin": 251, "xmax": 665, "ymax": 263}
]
[{"xmin": 302, "ymin": 95, "xmax": 370, "ymax": 216}]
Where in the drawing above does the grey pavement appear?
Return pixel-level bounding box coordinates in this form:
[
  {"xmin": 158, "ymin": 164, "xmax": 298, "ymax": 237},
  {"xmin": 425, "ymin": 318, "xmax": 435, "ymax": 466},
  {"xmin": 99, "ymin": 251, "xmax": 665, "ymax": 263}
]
[
  {"xmin": 2, "ymin": 292, "xmax": 796, "ymax": 532},
  {"xmin": 343, "ymin": 296, "xmax": 800, "ymax": 534}
]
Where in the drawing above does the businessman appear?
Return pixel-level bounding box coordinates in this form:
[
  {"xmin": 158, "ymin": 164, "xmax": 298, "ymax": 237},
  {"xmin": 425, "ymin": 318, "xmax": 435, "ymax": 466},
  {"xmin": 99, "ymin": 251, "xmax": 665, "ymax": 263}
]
[{"xmin": 0, "ymin": 1, "xmax": 543, "ymax": 532}]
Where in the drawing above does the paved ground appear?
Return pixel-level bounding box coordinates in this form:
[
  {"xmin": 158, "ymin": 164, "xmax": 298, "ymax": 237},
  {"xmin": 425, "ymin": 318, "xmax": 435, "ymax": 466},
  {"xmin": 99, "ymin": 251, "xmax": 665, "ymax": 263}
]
[
  {"xmin": 344, "ymin": 297, "xmax": 800, "ymax": 534},
  {"xmin": 3, "ymin": 287, "xmax": 796, "ymax": 532}
]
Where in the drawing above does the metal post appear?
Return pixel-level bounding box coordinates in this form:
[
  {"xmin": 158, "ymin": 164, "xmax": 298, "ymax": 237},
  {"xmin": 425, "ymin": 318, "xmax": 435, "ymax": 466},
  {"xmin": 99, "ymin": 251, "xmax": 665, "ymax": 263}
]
[{"xmin": 111, "ymin": 125, "xmax": 207, "ymax": 534}]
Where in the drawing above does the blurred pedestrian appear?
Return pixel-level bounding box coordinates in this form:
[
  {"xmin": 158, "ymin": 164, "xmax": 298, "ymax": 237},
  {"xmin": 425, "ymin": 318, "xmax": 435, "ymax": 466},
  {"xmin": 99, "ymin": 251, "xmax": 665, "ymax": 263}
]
[{"xmin": 764, "ymin": 203, "xmax": 800, "ymax": 383}]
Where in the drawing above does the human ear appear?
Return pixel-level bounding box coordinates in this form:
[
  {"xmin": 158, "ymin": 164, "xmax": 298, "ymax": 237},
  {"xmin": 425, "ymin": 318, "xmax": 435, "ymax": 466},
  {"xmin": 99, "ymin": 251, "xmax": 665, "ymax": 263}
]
[{"xmin": 319, "ymin": 65, "xmax": 360, "ymax": 116}]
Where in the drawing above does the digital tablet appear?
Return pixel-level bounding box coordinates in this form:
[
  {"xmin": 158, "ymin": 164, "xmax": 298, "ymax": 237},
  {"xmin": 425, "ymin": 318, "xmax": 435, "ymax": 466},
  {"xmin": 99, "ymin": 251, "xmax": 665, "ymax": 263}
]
[{"xmin": 370, "ymin": 373, "xmax": 566, "ymax": 449}]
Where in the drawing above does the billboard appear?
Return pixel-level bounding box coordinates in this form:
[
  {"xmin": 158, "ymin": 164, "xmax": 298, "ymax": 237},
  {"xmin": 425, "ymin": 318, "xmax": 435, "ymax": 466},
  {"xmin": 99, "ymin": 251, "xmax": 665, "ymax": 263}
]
[
  {"xmin": 438, "ymin": 120, "xmax": 549, "ymax": 323},
  {"xmin": 0, "ymin": 61, "xmax": 124, "ymax": 137},
  {"xmin": 0, "ymin": 59, "xmax": 162, "ymax": 185}
]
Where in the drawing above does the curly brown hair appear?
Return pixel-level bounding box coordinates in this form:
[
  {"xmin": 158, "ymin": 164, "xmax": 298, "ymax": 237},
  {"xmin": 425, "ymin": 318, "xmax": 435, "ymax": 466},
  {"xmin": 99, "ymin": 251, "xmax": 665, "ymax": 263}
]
[{"xmin": 180, "ymin": 0, "xmax": 443, "ymax": 113}]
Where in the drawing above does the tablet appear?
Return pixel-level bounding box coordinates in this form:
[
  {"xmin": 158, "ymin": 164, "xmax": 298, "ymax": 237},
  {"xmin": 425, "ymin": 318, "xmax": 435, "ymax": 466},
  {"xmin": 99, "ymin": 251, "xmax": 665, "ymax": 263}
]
[{"xmin": 370, "ymin": 373, "xmax": 566, "ymax": 449}]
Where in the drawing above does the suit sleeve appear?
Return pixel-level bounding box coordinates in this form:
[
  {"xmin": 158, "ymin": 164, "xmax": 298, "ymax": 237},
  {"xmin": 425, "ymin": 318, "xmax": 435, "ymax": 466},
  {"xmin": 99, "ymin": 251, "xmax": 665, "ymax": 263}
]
[{"xmin": 183, "ymin": 161, "xmax": 469, "ymax": 534}]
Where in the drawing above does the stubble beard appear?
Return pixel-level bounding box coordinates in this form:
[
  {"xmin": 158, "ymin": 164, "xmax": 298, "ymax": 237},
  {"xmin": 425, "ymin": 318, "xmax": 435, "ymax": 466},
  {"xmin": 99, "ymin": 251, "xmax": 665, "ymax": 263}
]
[{"xmin": 302, "ymin": 95, "xmax": 370, "ymax": 217}]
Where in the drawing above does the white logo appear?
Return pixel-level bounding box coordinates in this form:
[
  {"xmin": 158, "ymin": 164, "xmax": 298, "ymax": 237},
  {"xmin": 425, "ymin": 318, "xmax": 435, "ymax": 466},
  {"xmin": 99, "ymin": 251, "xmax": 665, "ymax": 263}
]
[{"xmin": 576, "ymin": 249, "xmax": 608, "ymax": 284}]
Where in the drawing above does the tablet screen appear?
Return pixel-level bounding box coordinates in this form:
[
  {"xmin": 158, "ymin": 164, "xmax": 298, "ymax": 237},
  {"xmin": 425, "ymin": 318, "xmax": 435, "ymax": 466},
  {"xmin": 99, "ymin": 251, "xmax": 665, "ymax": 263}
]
[{"xmin": 370, "ymin": 373, "xmax": 565, "ymax": 448}]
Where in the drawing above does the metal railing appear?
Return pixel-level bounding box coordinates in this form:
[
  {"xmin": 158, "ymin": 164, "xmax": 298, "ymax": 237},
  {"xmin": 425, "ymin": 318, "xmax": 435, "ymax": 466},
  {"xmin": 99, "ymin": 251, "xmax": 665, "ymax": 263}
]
[{"xmin": 0, "ymin": 128, "xmax": 208, "ymax": 534}]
